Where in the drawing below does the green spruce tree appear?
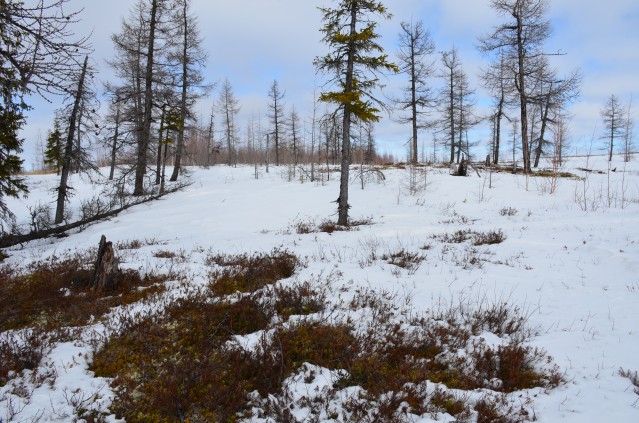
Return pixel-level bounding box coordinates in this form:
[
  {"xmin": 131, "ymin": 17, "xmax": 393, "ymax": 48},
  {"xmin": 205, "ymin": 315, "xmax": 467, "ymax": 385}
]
[
  {"xmin": 315, "ymin": 0, "xmax": 397, "ymax": 225},
  {"xmin": 44, "ymin": 122, "xmax": 64, "ymax": 175},
  {"xmin": 0, "ymin": 86, "xmax": 28, "ymax": 222}
]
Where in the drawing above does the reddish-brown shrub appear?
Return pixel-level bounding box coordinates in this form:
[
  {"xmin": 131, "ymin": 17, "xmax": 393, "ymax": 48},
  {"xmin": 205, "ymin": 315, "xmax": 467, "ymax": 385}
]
[
  {"xmin": 207, "ymin": 249, "xmax": 298, "ymax": 296},
  {"xmin": 0, "ymin": 255, "xmax": 166, "ymax": 333}
]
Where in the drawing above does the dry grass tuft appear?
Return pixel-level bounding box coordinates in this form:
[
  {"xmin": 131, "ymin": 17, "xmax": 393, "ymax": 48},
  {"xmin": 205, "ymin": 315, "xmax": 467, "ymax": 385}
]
[
  {"xmin": 381, "ymin": 249, "xmax": 426, "ymax": 274},
  {"xmin": 434, "ymin": 229, "xmax": 506, "ymax": 246},
  {"xmin": 619, "ymin": 368, "xmax": 639, "ymax": 395},
  {"xmin": 472, "ymin": 229, "xmax": 506, "ymax": 246}
]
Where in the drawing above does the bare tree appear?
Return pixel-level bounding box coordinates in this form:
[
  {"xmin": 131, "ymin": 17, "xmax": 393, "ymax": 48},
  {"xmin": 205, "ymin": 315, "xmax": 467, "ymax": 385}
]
[
  {"xmin": 529, "ymin": 59, "xmax": 580, "ymax": 168},
  {"xmin": 206, "ymin": 107, "xmax": 217, "ymax": 167},
  {"xmin": 55, "ymin": 56, "xmax": 89, "ymax": 224},
  {"xmin": 394, "ymin": 20, "xmax": 435, "ymax": 164},
  {"xmin": 55, "ymin": 63, "xmax": 101, "ymax": 175},
  {"xmin": 110, "ymin": 0, "xmax": 164, "ymax": 195},
  {"xmin": 267, "ymin": 80, "xmax": 285, "ymax": 166},
  {"xmin": 481, "ymin": 49, "xmax": 514, "ymax": 164},
  {"xmin": 109, "ymin": 0, "xmax": 182, "ymax": 193},
  {"xmin": 551, "ymin": 113, "xmax": 570, "ymax": 166},
  {"xmin": 364, "ymin": 120, "xmax": 376, "ymax": 164},
  {"xmin": 623, "ymin": 95, "xmax": 635, "ymax": 162},
  {"xmin": 168, "ymin": 0, "xmax": 209, "ymax": 182},
  {"xmin": 601, "ymin": 94, "xmax": 626, "ymax": 162},
  {"xmin": 0, "ymin": 0, "xmax": 91, "ymax": 98},
  {"xmin": 108, "ymin": 5, "xmax": 149, "ymax": 175},
  {"xmin": 309, "ymin": 86, "xmax": 319, "ymax": 181},
  {"xmin": 289, "ymin": 106, "xmax": 301, "ymax": 168},
  {"xmin": 439, "ymin": 47, "xmax": 461, "ymax": 164},
  {"xmin": 454, "ymin": 65, "xmax": 479, "ymax": 162},
  {"xmin": 0, "ymin": 0, "xmax": 90, "ymax": 221},
  {"xmin": 218, "ymin": 79, "xmax": 240, "ymax": 166},
  {"xmin": 133, "ymin": 0, "xmax": 161, "ymax": 195},
  {"xmin": 479, "ymin": 0, "xmax": 553, "ymax": 173},
  {"xmin": 103, "ymin": 91, "xmax": 124, "ymax": 180}
]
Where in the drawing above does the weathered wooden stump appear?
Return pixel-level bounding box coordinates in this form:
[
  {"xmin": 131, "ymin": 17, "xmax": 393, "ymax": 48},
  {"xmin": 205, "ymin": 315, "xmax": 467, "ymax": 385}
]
[
  {"xmin": 450, "ymin": 159, "xmax": 468, "ymax": 177},
  {"xmin": 92, "ymin": 235, "xmax": 119, "ymax": 290},
  {"xmin": 458, "ymin": 158, "xmax": 468, "ymax": 176}
]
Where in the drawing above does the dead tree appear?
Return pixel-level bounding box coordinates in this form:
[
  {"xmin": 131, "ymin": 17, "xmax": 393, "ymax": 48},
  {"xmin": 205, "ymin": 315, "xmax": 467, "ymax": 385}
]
[
  {"xmin": 92, "ymin": 235, "xmax": 120, "ymax": 290},
  {"xmin": 55, "ymin": 56, "xmax": 89, "ymax": 224}
]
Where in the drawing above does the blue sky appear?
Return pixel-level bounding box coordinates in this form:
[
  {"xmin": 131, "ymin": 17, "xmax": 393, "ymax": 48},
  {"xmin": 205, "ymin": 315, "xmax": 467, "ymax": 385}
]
[{"xmin": 20, "ymin": 0, "xmax": 639, "ymax": 168}]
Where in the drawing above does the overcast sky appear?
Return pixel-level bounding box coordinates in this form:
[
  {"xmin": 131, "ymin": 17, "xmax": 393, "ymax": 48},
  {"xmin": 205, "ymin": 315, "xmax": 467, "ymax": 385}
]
[{"xmin": 21, "ymin": 0, "xmax": 639, "ymax": 168}]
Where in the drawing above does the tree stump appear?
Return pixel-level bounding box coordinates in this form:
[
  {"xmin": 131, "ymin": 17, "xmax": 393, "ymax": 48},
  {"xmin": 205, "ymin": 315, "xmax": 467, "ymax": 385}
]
[
  {"xmin": 92, "ymin": 235, "xmax": 119, "ymax": 290},
  {"xmin": 450, "ymin": 159, "xmax": 469, "ymax": 177}
]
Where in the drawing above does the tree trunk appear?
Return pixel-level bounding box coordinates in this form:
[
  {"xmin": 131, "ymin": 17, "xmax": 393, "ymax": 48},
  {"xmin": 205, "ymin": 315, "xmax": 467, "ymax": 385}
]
[
  {"xmin": 609, "ymin": 120, "xmax": 615, "ymax": 162},
  {"xmin": 109, "ymin": 103, "xmax": 120, "ymax": 181},
  {"xmin": 170, "ymin": 0, "xmax": 189, "ymax": 182},
  {"xmin": 55, "ymin": 56, "xmax": 88, "ymax": 225},
  {"xmin": 410, "ymin": 42, "xmax": 418, "ymax": 164},
  {"xmin": 160, "ymin": 130, "xmax": 170, "ymax": 193},
  {"xmin": 206, "ymin": 109, "xmax": 214, "ymax": 167},
  {"xmin": 516, "ymin": 13, "xmax": 531, "ymax": 174},
  {"xmin": 75, "ymin": 98, "xmax": 84, "ymax": 173},
  {"xmin": 92, "ymin": 235, "xmax": 120, "ymax": 291},
  {"xmin": 337, "ymin": 3, "xmax": 357, "ymax": 226},
  {"xmin": 534, "ymin": 92, "xmax": 551, "ymax": 168},
  {"xmin": 494, "ymin": 94, "xmax": 504, "ymax": 165},
  {"xmin": 134, "ymin": 0, "xmax": 158, "ymax": 196},
  {"xmin": 449, "ymin": 66, "xmax": 455, "ymax": 163},
  {"xmin": 155, "ymin": 106, "xmax": 166, "ymax": 185}
]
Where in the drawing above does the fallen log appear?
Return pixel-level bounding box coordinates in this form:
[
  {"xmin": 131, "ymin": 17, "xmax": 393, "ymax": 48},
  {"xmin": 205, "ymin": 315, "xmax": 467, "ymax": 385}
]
[{"xmin": 0, "ymin": 186, "xmax": 184, "ymax": 250}]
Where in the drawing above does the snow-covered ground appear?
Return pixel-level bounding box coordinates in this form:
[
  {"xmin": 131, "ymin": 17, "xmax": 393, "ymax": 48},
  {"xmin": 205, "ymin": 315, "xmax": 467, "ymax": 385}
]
[{"xmin": 2, "ymin": 155, "xmax": 639, "ymax": 422}]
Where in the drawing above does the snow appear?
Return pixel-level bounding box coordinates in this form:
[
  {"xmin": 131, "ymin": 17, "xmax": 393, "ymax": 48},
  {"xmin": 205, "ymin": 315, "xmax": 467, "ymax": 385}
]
[{"xmin": 2, "ymin": 155, "xmax": 639, "ymax": 421}]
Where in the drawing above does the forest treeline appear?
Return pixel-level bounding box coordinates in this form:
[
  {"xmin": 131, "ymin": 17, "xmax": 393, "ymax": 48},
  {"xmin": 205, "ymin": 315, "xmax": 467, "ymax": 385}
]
[{"xmin": 1, "ymin": 0, "xmax": 635, "ymax": 227}]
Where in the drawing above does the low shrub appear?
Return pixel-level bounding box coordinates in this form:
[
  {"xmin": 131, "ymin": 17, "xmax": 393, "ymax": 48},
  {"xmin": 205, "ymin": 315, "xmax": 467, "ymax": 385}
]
[
  {"xmin": 435, "ymin": 229, "xmax": 506, "ymax": 246},
  {"xmin": 152, "ymin": 249, "xmax": 177, "ymax": 258},
  {"xmin": 0, "ymin": 254, "xmax": 167, "ymax": 333},
  {"xmin": 290, "ymin": 217, "xmax": 373, "ymax": 234},
  {"xmin": 317, "ymin": 217, "xmax": 373, "ymax": 234},
  {"xmin": 0, "ymin": 329, "xmax": 50, "ymax": 387},
  {"xmin": 619, "ymin": 368, "xmax": 639, "ymax": 395},
  {"xmin": 90, "ymin": 263, "xmax": 560, "ymax": 422},
  {"xmin": 381, "ymin": 249, "xmax": 426, "ymax": 273},
  {"xmin": 438, "ymin": 229, "xmax": 475, "ymax": 243},
  {"xmin": 207, "ymin": 249, "xmax": 299, "ymax": 296},
  {"xmin": 318, "ymin": 220, "xmax": 345, "ymax": 234},
  {"xmin": 429, "ymin": 388, "xmax": 470, "ymax": 418},
  {"xmin": 92, "ymin": 293, "xmax": 274, "ymax": 422},
  {"xmin": 473, "ymin": 229, "xmax": 506, "ymax": 246},
  {"xmin": 115, "ymin": 237, "xmax": 165, "ymax": 250},
  {"xmin": 294, "ymin": 220, "xmax": 314, "ymax": 234},
  {"xmin": 272, "ymin": 281, "xmax": 326, "ymax": 320},
  {"xmin": 468, "ymin": 302, "xmax": 530, "ymax": 338},
  {"xmin": 0, "ymin": 252, "xmax": 167, "ymax": 388},
  {"xmin": 469, "ymin": 342, "xmax": 559, "ymax": 392},
  {"xmin": 499, "ymin": 207, "xmax": 518, "ymax": 216},
  {"xmin": 474, "ymin": 394, "xmax": 534, "ymax": 423}
]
